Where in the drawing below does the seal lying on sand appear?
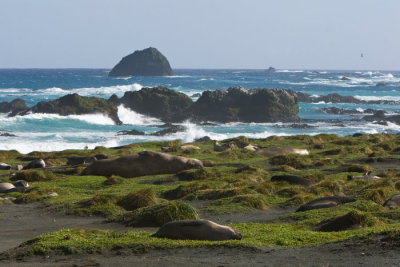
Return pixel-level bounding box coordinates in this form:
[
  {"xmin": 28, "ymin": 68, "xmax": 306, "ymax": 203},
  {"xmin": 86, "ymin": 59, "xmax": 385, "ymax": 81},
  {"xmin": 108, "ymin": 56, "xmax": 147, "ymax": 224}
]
[
  {"xmin": 383, "ymin": 194, "xmax": 400, "ymax": 209},
  {"xmin": 271, "ymin": 175, "xmax": 313, "ymax": 186},
  {"xmin": 257, "ymin": 147, "xmax": 309, "ymax": 157},
  {"xmin": 82, "ymin": 151, "xmax": 203, "ymax": 178},
  {"xmin": 296, "ymin": 195, "xmax": 356, "ymax": 212},
  {"xmin": 151, "ymin": 219, "xmax": 242, "ymax": 241},
  {"xmin": 347, "ymin": 171, "xmax": 381, "ymax": 181}
]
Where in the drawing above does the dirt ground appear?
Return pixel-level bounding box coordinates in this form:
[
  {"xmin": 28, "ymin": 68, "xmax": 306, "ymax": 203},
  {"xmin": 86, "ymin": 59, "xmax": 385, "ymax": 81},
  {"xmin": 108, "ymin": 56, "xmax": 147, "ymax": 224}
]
[{"xmin": 1, "ymin": 203, "xmax": 400, "ymax": 267}]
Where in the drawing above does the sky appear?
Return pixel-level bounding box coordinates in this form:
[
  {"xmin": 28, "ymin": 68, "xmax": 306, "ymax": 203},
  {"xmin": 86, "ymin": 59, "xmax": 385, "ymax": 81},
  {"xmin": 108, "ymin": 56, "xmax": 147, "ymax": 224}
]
[{"xmin": 0, "ymin": 0, "xmax": 399, "ymax": 70}]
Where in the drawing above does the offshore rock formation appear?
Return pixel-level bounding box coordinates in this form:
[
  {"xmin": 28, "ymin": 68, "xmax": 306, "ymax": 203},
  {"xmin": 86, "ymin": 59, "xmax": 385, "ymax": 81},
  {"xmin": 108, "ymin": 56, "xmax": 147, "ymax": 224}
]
[
  {"xmin": 297, "ymin": 92, "xmax": 400, "ymax": 105},
  {"xmin": 109, "ymin": 47, "xmax": 173, "ymax": 77},
  {"xmin": 0, "ymin": 99, "xmax": 28, "ymax": 116},
  {"xmin": 189, "ymin": 87, "xmax": 299, "ymax": 123},
  {"xmin": 115, "ymin": 86, "xmax": 193, "ymax": 122},
  {"xmin": 20, "ymin": 94, "xmax": 122, "ymax": 125}
]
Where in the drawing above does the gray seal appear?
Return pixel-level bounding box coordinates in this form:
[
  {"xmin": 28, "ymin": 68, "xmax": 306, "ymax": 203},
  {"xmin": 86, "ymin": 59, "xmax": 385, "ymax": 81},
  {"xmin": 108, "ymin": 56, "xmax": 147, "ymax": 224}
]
[{"xmin": 151, "ymin": 219, "xmax": 242, "ymax": 241}]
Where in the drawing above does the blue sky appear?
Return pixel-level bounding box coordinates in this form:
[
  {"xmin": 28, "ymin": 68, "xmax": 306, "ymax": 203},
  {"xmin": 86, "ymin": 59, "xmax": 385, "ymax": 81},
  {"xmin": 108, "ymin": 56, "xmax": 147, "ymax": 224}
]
[{"xmin": 0, "ymin": 0, "xmax": 399, "ymax": 70}]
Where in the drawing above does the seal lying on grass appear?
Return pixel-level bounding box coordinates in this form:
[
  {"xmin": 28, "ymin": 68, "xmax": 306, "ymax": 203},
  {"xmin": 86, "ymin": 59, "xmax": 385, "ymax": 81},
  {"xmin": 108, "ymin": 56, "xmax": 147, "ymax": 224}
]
[
  {"xmin": 257, "ymin": 147, "xmax": 309, "ymax": 157},
  {"xmin": 271, "ymin": 175, "xmax": 313, "ymax": 186},
  {"xmin": 347, "ymin": 171, "xmax": 381, "ymax": 181},
  {"xmin": 383, "ymin": 194, "xmax": 400, "ymax": 209},
  {"xmin": 151, "ymin": 219, "xmax": 242, "ymax": 241},
  {"xmin": 296, "ymin": 195, "xmax": 356, "ymax": 212},
  {"xmin": 82, "ymin": 151, "xmax": 203, "ymax": 178}
]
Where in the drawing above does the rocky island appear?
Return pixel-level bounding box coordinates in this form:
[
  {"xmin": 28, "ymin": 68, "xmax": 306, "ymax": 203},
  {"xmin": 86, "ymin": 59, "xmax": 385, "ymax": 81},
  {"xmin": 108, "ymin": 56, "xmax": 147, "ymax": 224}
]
[{"xmin": 108, "ymin": 47, "xmax": 173, "ymax": 77}]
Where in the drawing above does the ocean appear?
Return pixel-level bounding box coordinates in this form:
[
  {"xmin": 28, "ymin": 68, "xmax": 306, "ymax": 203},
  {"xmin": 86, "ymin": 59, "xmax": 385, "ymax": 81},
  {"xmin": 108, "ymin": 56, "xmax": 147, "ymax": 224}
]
[{"xmin": 1, "ymin": 68, "xmax": 400, "ymax": 153}]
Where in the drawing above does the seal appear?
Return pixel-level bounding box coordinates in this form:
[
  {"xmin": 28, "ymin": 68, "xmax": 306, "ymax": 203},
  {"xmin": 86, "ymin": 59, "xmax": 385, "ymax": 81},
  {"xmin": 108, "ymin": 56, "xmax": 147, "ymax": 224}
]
[
  {"xmin": 67, "ymin": 156, "xmax": 97, "ymax": 166},
  {"xmin": 0, "ymin": 163, "xmax": 11, "ymax": 170},
  {"xmin": 257, "ymin": 147, "xmax": 309, "ymax": 157},
  {"xmin": 347, "ymin": 171, "xmax": 381, "ymax": 181},
  {"xmin": 383, "ymin": 194, "xmax": 400, "ymax": 209},
  {"xmin": 82, "ymin": 150, "xmax": 203, "ymax": 178},
  {"xmin": 296, "ymin": 195, "xmax": 356, "ymax": 212},
  {"xmin": 151, "ymin": 219, "xmax": 242, "ymax": 241},
  {"xmin": 0, "ymin": 183, "xmax": 15, "ymax": 193},
  {"xmin": 271, "ymin": 175, "xmax": 313, "ymax": 186},
  {"xmin": 24, "ymin": 159, "xmax": 46, "ymax": 169}
]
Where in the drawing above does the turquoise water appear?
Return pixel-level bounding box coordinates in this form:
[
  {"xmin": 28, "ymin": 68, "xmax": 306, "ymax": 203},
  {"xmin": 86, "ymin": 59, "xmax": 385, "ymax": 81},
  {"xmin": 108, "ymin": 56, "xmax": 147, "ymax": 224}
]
[{"xmin": 1, "ymin": 69, "xmax": 400, "ymax": 153}]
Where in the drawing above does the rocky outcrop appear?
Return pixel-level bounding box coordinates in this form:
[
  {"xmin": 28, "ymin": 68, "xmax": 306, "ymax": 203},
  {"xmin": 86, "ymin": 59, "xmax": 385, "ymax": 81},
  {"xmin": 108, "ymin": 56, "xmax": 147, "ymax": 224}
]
[
  {"xmin": 109, "ymin": 47, "xmax": 173, "ymax": 77},
  {"xmin": 297, "ymin": 92, "xmax": 400, "ymax": 105},
  {"xmin": 116, "ymin": 86, "xmax": 193, "ymax": 122},
  {"xmin": 0, "ymin": 99, "xmax": 28, "ymax": 116},
  {"xmin": 320, "ymin": 107, "xmax": 384, "ymax": 115},
  {"xmin": 189, "ymin": 87, "xmax": 299, "ymax": 123},
  {"xmin": 21, "ymin": 94, "xmax": 121, "ymax": 125}
]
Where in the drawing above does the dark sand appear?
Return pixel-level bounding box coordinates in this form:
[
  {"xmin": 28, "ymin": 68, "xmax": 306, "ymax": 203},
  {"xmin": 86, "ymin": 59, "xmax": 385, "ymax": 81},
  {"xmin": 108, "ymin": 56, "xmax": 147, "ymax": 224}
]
[{"xmin": 1, "ymin": 203, "xmax": 400, "ymax": 266}]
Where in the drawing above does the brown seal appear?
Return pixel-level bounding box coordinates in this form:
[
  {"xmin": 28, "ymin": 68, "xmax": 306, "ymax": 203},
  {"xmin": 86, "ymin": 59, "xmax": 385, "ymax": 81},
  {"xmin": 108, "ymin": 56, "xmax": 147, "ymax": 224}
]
[
  {"xmin": 151, "ymin": 219, "xmax": 242, "ymax": 241},
  {"xmin": 82, "ymin": 150, "xmax": 203, "ymax": 178}
]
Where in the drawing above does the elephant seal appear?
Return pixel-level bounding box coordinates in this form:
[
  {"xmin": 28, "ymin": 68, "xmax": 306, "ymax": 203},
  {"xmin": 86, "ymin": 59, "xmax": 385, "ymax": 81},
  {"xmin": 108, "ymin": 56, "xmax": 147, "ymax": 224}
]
[
  {"xmin": 151, "ymin": 219, "xmax": 242, "ymax": 241},
  {"xmin": 315, "ymin": 211, "xmax": 364, "ymax": 232},
  {"xmin": 257, "ymin": 147, "xmax": 309, "ymax": 157},
  {"xmin": 24, "ymin": 159, "xmax": 46, "ymax": 169},
  {"xmin": 82, "ymin": 150, "xmax": 203, "ymax": 178},
  {"xmin": 383, "ymin": 194, "xmax": 400, "ymax": 209},
  {"xmin": 0, "ymin": 163, "xmax": 11, "ymax": 170},
  {"xmin": 347, "ymin": 171, "xmax": 381, "ymax": 181},
  {"xmin": 13, "ymin": 180, "xmax": 30, "ymax": 191},
  {"xmin": 271, "ymin": 175, "xmax": 313, "ymax": 186},
  {"xmin": 0, "ymin": 183, "xmax": 16, "ymax": 193},
  {"xmin": 296, "ymin": 195, "xmax": 356, "ymax": 212}
]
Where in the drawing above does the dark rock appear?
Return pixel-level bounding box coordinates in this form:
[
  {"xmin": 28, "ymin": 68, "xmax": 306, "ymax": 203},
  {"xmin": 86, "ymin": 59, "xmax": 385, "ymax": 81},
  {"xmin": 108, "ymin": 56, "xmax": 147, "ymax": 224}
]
[
  {"xmin": 0, "ymin": 132, "xmax": 17, "ymax": 137},
  {"xmin": 376, "ymin": 83, "xmax": 387, "ymax": 87},
  {"xmin": 150, "ymin": 125, "xmax": 186, "ymax": 136},
  {"xmin": 274, "ymin": 124, "xmax": 316, "ymax": 129},
  {"xmin": 119, "ymin": 87, "xmax": 193, "ymax": 122},
  {"xmin": 266, "ymin": 67, "xmax": 276, "ymax": 72},
  {"xmin": 19, "ymin": 94, "xmax": 122, "ymax": 125},
  {"xmin": 108, "ymin": 94, "xmax": 120, "ymax": 104},
  {"xmin": 352, "ymin": 133, "xmax": 365, "ymax": 137},
  {"xmin": 117, "ymin": 129, "xmax": 146, "ymax": 136},
  {"xmin": 94, "ymin": 154, "xmax": 108, "ymax": 160},
  {"xmin": 363, "ymin": 110, "xmax": 386, "ymax": 121},
  {"xmin": 191, "ymin": 93, "xmax": 201, "ymax": 98},
  {"xmin": 297, "ymin": 92, "xmax": 400, "ymax": 105},
  {"xmin": 341, "ymin": 76, "xmax": 351, "ymax": 81},
  {"xmin": 296, "ymin": 196, "xmax": 356, "ymax": 212},
  {"xmin": 0, "ymin": 98, "xmax": 28, "ymax": 116},
  {"xmin": 271, "ymin": 175, "xmax": 313, "ymax": 186},
  {"xmin": 320, "ymin": 107, "xmax": 384, "ymax": 115},
  {"xmin": 190, "ymin": 87, "xmax": 299, "ymax": 123},
  {"xmin": 194, "ymin": 136, "xmax": 211, "ymax": 142},
  {"xmin": 67, "ymin": 156, "xmax": 97, "ymax": 166},
  {"xmin": 24, "ymin": 159, "xmax": 46, "ymax": 169},
  {"xmin": 109, "ymin": 47, "xmax": 173, "ymax": 77}
]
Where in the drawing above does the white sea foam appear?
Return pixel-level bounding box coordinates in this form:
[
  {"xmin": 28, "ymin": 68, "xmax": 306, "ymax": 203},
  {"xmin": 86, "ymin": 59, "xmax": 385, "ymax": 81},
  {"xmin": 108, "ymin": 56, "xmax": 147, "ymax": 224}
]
[
  {"xmin": 276, "ymin": 70, "xmax": 304, "ymax": 73},
  {"xmin": 0, "ymin": 83, "xmax": 143, "ymax": 98},
  {"xmin": 0, "ymin": 112, "xmax": 115, "ymax": 125},
  {"xmin": 117, "ymin": 105, "xmax": 161, "ymax": 125},
  {"xmin": 354, "ymin": 95, "xmax": 400, "ymax": 101}
]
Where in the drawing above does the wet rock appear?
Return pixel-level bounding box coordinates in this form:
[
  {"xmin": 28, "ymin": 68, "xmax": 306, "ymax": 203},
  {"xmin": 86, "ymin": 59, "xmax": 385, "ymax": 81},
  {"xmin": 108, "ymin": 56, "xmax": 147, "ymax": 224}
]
[
  {"xmin": 0, "ymin": 98, "xmax": 28, "ymax": 116},
  {"xmin": 190, "ymin": 87, "xmax": 299, "ymax": 123},
  {"xmin": 117, "ymin": 129, "xmax": 146, "ymax": 136},
  {"xmin": 341, "ymin": 76, "xmax": 351, "ymax": 81},
  {"xmin": 194, "ymin": 136, "xmax": 211, "ymax": 142},
  {"xmin": 118, "ymin": 87, "xmax": 193, "ymax": 122},
  {"xmin": 18, "ymin": 94, "xmax": 121, "ymax": 125},
  {"xmin": 150, "ymin": 125, "xmax": 186, "ymax": 136},
  {"xmin": 109, "ymin": 47, "xmax": 173, "ymax": 77}
]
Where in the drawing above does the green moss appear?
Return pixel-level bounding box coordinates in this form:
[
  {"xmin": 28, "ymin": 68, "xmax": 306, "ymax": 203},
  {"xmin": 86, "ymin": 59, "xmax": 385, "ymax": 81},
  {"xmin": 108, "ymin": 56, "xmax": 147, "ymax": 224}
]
[
  {"xmin": 12, "ymin": 170, "xmax": 55, "ymax": 182},
  {"xmin": 118, "ymin": 188, "xmax": 158, "ymax": 211},
  {"xmin": 121, "ymin": 201, "xmax": 199, "ymax": 227},
  {"xmin": 269, "ymin": 154, "xmax": 313, "ymax": 169}
]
